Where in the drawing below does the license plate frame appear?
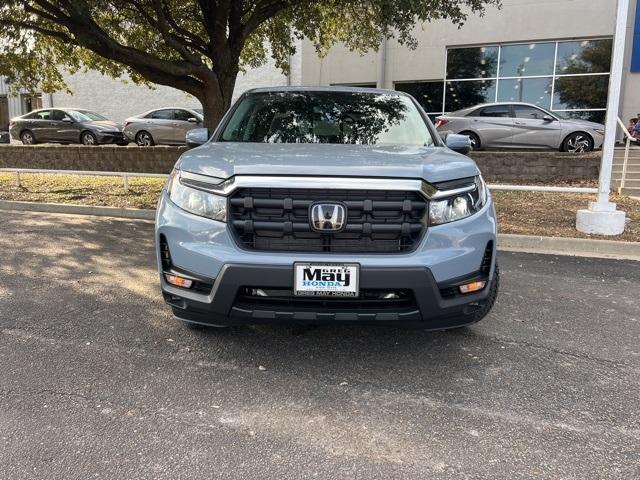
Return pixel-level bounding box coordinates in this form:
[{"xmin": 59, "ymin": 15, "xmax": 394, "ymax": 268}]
[{"xmin": 293, "ymin": 263, "xmax": 360, "ymax": 297}]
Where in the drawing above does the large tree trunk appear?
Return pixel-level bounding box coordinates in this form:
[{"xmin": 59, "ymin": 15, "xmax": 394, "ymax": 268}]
[{"xmin": 200, "ymin": 70, "xmax": 238, "ymax": 131}]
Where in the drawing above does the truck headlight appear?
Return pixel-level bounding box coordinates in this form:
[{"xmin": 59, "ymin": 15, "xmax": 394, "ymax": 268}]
[
  {"xmin": 166, "ymin": 169, "xmax": 226, "ymax": 222},
  {"xmin": 429, "ymin": 176, "xmax": 487, "ymax": 225}
]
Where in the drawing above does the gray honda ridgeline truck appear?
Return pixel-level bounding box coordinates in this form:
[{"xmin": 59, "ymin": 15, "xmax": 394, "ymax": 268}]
[{"xmin": 155, "ymin": 87, "xmax": 499, "ymax": 329}]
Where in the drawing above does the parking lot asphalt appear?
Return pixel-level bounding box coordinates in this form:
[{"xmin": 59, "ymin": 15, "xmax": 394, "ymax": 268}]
[{"xmin": 0, "ymin": 210, "xmax": 638, "ymax": 479}]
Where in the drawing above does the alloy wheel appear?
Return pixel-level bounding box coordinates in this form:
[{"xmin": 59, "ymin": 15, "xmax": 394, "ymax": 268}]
[
  {"xmin": 21, "ymin": 132, "xmax": 34, "ymax": 145},
  {"xmin": 137, "ymin": 132, "xmax": 152, "ymax": 146},
  {"xmin": 566, "ymin": 134, "xmax": 591, "ymax": 153},
  {"xmin": 82, "ymin": 133, "xmax": 96, "ymax": 145}
]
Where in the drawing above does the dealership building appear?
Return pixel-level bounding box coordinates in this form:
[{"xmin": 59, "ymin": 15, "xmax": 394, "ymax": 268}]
[{"xmin": 1, "ymin": 0, "xmax": 639, "ymax": 131}]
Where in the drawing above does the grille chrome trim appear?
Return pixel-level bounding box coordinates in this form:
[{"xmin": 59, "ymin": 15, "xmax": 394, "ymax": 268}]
[{"xmin": 176, "ymin": 172, "xmax": 478, "ymax": 200}]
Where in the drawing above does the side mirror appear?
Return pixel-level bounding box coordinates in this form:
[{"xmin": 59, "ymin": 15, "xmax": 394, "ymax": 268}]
[
  {"xmin": 446, "ymin": 133, "xmax": 472, "ymax": 155},
  {"xmin": 543, "ymin": 115, "xmax": 555, "ymax": 122},
  {"xmin": 185, "ymin": 127, "xmax": 209, "ymax": 148},
  {"xmin": 62, "ymin": 118, "xmax": 74, "ymax": 124},
  {"xmin": 187, "ymin": 117, "xmax": 199, "ymax": 123}
]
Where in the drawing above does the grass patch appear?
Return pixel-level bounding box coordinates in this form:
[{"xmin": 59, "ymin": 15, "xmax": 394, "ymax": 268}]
[
  {"xmin": 1, "ymin": 173, "xmax": 638, "ymax": 242},
  {"xmin": 0, "ymin": 173, "xmax": 164, "ymax": 210}
]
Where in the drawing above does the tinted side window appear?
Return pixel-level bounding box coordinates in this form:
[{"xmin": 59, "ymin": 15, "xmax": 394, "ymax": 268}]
[
  {"xmin": 151, "ymin": 109, "xmax": 174, "ymax": 120},
  {"xmin": 478, "ymin": 106, "xmax": 511, "ymax": 117},
  {"xmin": 32, "ymin": 110, "xmax": 52, "ymax": 120},
  {"xmin": 50, "ymin": 110, "xmax": 69, "ymax": 121},
  {"xmin": 173, "ymin": 109, "xmax": 193, "ymax": 122},
  {"xmin": 513, "ymin": 105, "xmax": 547, "ymax": 120}
]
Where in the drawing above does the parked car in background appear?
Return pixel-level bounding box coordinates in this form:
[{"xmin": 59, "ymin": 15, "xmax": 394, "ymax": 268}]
[
  {"xmin": 0, "ymin": 131, "xmax": 9, "ymax": 144},
  {"xmin": 9, "ymin": 108, "xmax": 127, "ymax": 145},
  {"xmin": 435, "ymin": 102, "xmax": 605, "ymax": 153},
  {"xmin": 123, "ymin": 108, "xmax": 203, "ymax": 146}
]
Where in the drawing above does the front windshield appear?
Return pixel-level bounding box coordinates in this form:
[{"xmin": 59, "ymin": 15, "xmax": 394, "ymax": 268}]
[
  {"xmin": 68, "ymin": 110, "xmax": 109, "ymax": 122},
  {"xmin": 220, "ymin": 91, "xmax": 435, "ymax": 146}
]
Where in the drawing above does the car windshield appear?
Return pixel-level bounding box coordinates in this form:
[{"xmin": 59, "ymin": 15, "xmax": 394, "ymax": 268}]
[
  {"xmin": 67, "ymin": 110, "xmax": 108, "ymax": 122},
  {"xmin": 220, "ymin": 91, "xmax": 435, "ymax": 146}
]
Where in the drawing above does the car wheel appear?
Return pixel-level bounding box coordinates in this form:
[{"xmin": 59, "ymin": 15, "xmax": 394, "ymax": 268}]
[
  {"xmin": 20, "ymin": 130, "xmax": 36, "ymax": 145},
  {"xmin": 461, "ymin": 131, "xmax": 481, "ymax": 150},
  {"xmin": 135, "ymin": 131, "xmax": 155, "ymax": 146},
  {"xmin": 562, "ymin": 132, "xmax": 593, "ymax": 153},
  {"xmin": 81, "ymin": 131, "xmax": 98, "ymax": 146}
]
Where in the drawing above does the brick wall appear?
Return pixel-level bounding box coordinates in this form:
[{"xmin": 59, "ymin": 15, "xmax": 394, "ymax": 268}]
[
  {"xmin": 469, "ymin": 151, "xmax": 600, "ymax": 181},
  {"xmin": 0, "ymin": 145, "xmax": 601, "ymax": 180},
  {"xmin": 0, "ymin": 145, "xmax": 184, "ymax": 174}
]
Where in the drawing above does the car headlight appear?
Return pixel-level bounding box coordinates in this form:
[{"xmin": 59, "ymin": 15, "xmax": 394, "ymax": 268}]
[
  {"xmin": 166, "ymin": 169, "xmax": 227, "ymax": 222},
  {"xmin": 429, "ymin": 176, "xmax": 488, "ymax": 225}
]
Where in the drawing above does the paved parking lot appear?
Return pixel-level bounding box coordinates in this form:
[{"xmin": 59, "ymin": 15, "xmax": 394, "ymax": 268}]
[{"xmin": 0, "ymin": 210, "xmax": 638, "ymax": 479}]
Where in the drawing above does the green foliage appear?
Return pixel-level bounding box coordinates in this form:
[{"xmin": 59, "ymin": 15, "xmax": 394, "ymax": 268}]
[{"xmin": 0, "ymin": 0, "xmax": 501, "ymax": 125}]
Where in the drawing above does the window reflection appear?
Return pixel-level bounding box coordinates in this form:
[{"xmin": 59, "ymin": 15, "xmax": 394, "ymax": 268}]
[
  {"xmin": 220, "ymin": 91, "xmax": 435, "ymax": 146},
  {"xmin": 556, "ymin": 39, "xmax": 612, "ymax": 74},
  {"xmin": 553, "ymin": 75, "xmax": 609, "ymax": 110},
  {"xmin": 497, "ymin": 77, "xmax": 553, "ymax": 108},
  {"xmin": 499, "ymin": 43, "xmax": 555, "ymax": 77},
  {"xmin": 395, "ymin": 81, "xmax": 444, "ymax": 112},
  {"xmin": 445, "ymin": 80, "xmax": 496, "ymax": 111},
  {"xmin": 440, "ymin": 39, "xmax": 611, "ymax": 120},
  {"xmin": 447, "ymin": 46, "xmax": 499, "ymax": 79}
]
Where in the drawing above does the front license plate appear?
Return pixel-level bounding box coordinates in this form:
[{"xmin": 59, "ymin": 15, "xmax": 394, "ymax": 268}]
[{"xmin": 294, "ymin": 263, "xmax": 360, "ymax": 297}]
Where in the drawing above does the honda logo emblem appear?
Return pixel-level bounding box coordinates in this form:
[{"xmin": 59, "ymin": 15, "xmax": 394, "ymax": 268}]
[{"xmin": 310, "ymin": 202, "xmax": 346, "ymax": 232}]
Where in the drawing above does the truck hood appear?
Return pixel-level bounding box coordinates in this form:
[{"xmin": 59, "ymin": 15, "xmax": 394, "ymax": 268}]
[{"xmin": 176, "ymin": 143, "xmax": 479, "ymax": 183}]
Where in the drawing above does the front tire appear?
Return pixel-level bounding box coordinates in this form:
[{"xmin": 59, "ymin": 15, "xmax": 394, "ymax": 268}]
[
  {"xmin": 135, "ymin": 131, "xmax": 155, "ymax": 146},
  {"xmin": 562, "ymin": 132, "xmax": 593, "ymax": 153},
  {"xmin": 20, "ymin": 130, "xmax": 36, "ymax": 145},
  {"xmin": 461, "ymin": 131, "xmax": 481, "ymax": 150},
  {"xmin": 81, "ymin": 131, "xmax": 98, "ymax": 146}
]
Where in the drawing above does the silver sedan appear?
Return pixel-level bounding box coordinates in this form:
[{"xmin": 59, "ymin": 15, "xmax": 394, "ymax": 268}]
[
  {"xmin": 435, "ymin": 102, "xmax": 605, "ymax": 153},
  {"xmin": 123, "ymin": 107, "xmax": 203, "ymax": 146}
]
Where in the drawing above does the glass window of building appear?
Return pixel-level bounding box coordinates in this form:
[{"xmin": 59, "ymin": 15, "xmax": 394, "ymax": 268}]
[
  {"xmin": 434, "ymin": 38, "xmax": 612, "ymax": 120},
  {"xmin": 395, "ymin": 81, "xmax": 444, "ymax": 114},
  {"xmin": 499, "ymin": 43, "xmax": 555, "ymax": 77},
  {"xmin": 445, "ymin": 80, "xmax": 496, "ymax": 112},
  {"xmin": 446, "ymin": 46, "xmax": 499, "ymax": 79},
  {"xmin": 496, "ymin": 77, "xmax": 553, "ymax": 108},
  {"xmin": 556, "ymin": 39, "xmax": 613, "ymax": 74}
]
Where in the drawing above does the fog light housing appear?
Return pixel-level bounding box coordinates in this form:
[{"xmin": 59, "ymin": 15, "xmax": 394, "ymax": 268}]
[
  {"xmin": 165, "ymin": 273, "xmax": 193, "ymax": 289},
  {"xmin": 459, "ymin": 281, "xmax": 486, "ymax": 294}
]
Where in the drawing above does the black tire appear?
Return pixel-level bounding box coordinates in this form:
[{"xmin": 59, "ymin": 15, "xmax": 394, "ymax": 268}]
[
  {"xmin": 81, "ymin": 131, "xmax": 98, "ymax": 146},
  {"xmin": 472, "ymin": 264, "xmax": 500, "ymax": 324},
  {"xmin": 135, "ymin": 131, "xmax": 155, "ymax": 146},
  {"xmin": 461, "ymin": 131, "xmax": 481, "ymax": 150},
  {"xmin": 20, "ymin": 130, "xmax": 36, "ymax": 145},
  {"xmin": 561, "ymin": 132, "xmax": 593, "ymax": 153}
]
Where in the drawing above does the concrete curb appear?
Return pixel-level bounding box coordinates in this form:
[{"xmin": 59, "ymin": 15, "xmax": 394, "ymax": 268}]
[
  {"xmin": 498, "ymin": 234, "xmax": 640, "ymax": 261},
  {"xmin": 0, "ymin": 200, "xmax": 156, "ymax": 220},
  {"xmin": 1, "ymin": 200, "xmax": 638, "ymax": 260}
]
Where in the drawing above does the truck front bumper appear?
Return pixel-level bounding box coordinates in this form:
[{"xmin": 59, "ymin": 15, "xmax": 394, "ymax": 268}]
[{"xmin": 155, "ymin": 190, "xmax": 498, "ymax": 329}]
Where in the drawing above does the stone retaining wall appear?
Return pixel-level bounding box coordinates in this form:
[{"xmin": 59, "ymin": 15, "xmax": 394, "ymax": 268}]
[{"xmin": 0, "ymin": 145, "xmax": 600, "ymax": 180}]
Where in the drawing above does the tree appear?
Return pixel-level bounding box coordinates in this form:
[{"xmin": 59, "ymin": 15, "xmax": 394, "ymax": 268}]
[{"xmin": 0, "ymin": 0, "xmax": 501, "ymax": 128}]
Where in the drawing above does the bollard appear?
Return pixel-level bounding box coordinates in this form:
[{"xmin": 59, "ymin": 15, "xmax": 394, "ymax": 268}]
[
  {"xmin": 16, "ymin": 171, "xmax": 21, "ymax": 187},
  {"xmin": 123, "ymin": 175, "xmax": 129, "ymax": 193}
]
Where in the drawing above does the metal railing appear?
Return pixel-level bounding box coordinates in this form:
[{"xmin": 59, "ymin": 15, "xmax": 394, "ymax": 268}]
[
  {"xmin": 0, "ymin": 167, "xmax": 600, "ymax": 194},
  {"xmin": 616, "ymin": 117, "xmax": 638, "ymax": 192},
  {"xmin": 0, "ymin": 168, "xmax": 168, "ymax": 193}
]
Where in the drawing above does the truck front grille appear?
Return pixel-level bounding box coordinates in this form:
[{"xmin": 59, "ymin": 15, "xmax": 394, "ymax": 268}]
[{"xmin": 228, "ymin": 187, "xmax": 427, "ymax": 253}]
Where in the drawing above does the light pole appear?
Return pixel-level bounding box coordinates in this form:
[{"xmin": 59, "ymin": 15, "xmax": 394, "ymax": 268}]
[{"xmin": 576, "ymin": 0, "xmax": 629, "ymax": 235}]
